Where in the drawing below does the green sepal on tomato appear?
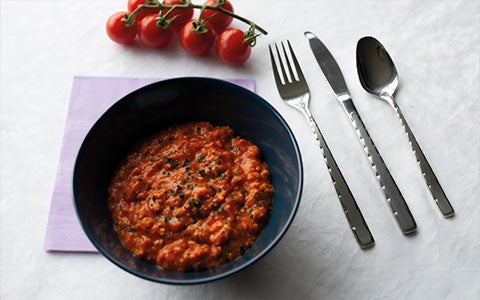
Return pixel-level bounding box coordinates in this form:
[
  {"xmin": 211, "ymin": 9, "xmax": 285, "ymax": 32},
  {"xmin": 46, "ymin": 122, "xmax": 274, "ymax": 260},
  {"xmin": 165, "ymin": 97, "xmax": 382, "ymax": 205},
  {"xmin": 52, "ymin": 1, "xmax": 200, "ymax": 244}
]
[
  {"xmin": 106, "ymin": 11, "xmax": 138, "ymax": 45},
  {"xmin": 215, "ymin": 28, "xmax": 251, "ymax": 65},
  {"xmin": 179, "ymin": 20, "xmax": 216, "ymax": 56},
  {"xmin": 162, "ymin": 0, "xmax": 194, "ymax": 31},
  {"xmin": 138, "ymin": 14, "xmax": 174, "ymax": 48},
  {"xmin": 128, "ymin": 0, "xmax": 161, "ymax": 23},
  {"xmin": 202, "ymin": 0, "xmax": 234, "ymax": 34}
]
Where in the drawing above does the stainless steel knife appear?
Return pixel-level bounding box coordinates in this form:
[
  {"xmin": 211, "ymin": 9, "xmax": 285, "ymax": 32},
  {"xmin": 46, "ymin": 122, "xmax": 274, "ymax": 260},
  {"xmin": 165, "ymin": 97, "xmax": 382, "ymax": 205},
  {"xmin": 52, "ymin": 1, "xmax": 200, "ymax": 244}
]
[{"xmin": 305, "ymin": 31, "xmax": 417, "ymax": 234}]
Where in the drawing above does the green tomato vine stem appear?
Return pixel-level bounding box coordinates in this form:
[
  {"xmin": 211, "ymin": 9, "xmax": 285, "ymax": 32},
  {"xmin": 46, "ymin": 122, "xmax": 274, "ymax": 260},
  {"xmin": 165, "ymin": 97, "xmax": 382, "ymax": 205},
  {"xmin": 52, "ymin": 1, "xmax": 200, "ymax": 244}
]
[{"xmin": 124, "ymin": 0, "xmax": 268, "ymax": 36}]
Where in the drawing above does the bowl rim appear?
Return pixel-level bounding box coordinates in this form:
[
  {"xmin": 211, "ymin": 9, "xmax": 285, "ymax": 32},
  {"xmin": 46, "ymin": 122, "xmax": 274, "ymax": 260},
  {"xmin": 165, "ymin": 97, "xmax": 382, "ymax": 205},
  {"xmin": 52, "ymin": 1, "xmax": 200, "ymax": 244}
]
[{"xmin": 73, "ymin": 77, "xmax": 304, "ymax": 284}]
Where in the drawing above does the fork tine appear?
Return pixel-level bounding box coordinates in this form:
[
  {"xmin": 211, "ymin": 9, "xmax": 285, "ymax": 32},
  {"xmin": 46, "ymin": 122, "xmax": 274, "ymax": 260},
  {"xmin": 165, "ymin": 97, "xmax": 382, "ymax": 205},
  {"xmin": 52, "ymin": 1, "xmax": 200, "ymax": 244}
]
[
  {"xmin": 286, "ymin": 40, "xmax": 306, "ymax": 83},
  {"xmin": 280, "ymin": 41, "xmax": 297, "ymax": 83},
  {"xmin": 274, "ymin": 43, "xmax": 288, "ymax": 84},
  {"xmin": 269, "ymin": 44, "xmax": 284, "ymax": 88}
]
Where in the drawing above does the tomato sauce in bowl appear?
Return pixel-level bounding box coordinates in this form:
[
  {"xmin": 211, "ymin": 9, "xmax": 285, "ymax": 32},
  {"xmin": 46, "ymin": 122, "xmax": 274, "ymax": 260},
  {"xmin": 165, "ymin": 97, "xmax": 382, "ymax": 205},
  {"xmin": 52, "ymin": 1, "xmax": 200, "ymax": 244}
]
[{"xmin": 108, "ymin": 122, "xmax": 273, "ymax": 272}]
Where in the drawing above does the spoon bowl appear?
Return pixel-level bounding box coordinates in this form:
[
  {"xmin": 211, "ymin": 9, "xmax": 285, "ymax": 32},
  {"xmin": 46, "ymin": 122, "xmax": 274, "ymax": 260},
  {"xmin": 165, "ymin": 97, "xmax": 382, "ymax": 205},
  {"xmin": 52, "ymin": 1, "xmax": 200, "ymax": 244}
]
[
  {"xmin": 356, "ymin": 36, "xmax": 454, "ymax": 218},
  {"xmin": 356, "ymin": 36, "xmax": 398, "ymax": 101}
]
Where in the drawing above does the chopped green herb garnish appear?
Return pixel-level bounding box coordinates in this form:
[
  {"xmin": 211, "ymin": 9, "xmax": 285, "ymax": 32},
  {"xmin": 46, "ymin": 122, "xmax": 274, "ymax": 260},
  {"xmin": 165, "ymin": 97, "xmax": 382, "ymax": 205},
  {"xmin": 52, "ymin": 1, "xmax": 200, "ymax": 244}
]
[
  {"xmin": 163, "ymin": 156, "xmax": 179, "ymax": 169},
  {"xmin": 188, "ymin": 199, "xmax": 201, "ymax": 208}
]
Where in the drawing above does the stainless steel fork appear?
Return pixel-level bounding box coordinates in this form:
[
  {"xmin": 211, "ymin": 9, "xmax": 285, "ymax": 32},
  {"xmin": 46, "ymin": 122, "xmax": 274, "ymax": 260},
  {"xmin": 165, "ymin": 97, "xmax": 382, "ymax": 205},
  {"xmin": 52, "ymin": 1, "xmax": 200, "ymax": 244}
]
[{"xmin": 269, "ymin": 41, "xmax": 374, "ymax": 248}]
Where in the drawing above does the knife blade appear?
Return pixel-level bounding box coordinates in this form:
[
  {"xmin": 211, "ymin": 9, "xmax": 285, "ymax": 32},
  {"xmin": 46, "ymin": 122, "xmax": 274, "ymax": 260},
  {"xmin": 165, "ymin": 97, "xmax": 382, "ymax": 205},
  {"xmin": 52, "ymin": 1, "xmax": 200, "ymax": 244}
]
[{"xmin": 305, "ymin": 31, "xmax": 417, "ymax": 234}]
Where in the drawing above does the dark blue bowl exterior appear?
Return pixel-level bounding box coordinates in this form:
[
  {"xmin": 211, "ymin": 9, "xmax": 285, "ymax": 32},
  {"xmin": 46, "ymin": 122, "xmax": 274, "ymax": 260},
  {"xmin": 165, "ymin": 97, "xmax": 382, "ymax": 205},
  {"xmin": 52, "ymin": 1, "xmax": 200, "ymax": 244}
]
[{"xmin": 73, "ymin": 77, "xmax": 303, "ymax": 284}]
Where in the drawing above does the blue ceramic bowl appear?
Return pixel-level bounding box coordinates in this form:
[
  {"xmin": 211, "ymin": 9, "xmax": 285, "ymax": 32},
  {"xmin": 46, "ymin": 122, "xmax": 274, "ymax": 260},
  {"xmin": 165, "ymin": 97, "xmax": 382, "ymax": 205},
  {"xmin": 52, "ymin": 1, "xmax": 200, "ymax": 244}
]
[{"xmin": 73, "ymin": 77, "xmax": 303, "ymax": 284}]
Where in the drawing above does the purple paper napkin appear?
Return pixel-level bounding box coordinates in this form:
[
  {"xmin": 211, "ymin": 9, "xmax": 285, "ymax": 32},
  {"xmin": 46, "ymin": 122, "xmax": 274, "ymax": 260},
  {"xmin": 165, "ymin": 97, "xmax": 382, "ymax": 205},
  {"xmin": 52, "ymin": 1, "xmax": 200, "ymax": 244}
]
[{"xmin": 44, "ymin": 76, "xmax": 255, "ymax": 252}]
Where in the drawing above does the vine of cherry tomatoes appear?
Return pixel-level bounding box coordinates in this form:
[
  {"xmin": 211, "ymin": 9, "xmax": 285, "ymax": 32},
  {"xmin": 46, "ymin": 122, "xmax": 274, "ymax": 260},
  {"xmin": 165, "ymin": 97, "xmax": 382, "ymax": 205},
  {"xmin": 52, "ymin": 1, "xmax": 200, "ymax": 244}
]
[{"xmin": 106, "ymin": 0, "xmax": 267, "ymax": 65}]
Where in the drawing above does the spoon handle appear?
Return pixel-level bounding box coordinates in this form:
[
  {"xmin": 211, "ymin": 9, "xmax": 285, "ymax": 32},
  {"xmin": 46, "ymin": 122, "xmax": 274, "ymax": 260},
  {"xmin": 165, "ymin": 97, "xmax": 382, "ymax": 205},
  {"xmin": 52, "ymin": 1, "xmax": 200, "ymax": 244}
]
[
  {"xmin": 299, "ymin": 106, "xmax": 375, "ymax": 248},
  {"xmin": 342, "ymin": 100, "xmax": 417, "ymax": 234},
  {"xmin": 390, "ymin": 101, "xmax": 455, "ymax": 217}
]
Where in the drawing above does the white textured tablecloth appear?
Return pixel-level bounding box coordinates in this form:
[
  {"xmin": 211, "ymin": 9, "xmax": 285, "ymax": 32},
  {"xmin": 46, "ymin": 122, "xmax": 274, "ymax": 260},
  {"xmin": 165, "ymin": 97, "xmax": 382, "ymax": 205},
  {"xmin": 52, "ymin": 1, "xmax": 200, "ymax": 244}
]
[{"xmin": 1, "ymin": 1, "xmax": 479, "ymax": 299}]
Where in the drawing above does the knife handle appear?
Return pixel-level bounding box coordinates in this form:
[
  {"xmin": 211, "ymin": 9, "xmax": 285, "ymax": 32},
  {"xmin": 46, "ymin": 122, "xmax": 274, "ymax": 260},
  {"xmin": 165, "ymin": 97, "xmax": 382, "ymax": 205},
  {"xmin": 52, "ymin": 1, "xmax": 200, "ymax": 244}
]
[
  {"xmin": 347, "ymin": 107, "xmax": 417, "ymax": 234},
  {"xmin": 390, "ymin": 100, "xmax": 454, "ymax": 217},
  {"xmin": 301, "ymin": 107, "xmax": 374, "ymax": 248}
]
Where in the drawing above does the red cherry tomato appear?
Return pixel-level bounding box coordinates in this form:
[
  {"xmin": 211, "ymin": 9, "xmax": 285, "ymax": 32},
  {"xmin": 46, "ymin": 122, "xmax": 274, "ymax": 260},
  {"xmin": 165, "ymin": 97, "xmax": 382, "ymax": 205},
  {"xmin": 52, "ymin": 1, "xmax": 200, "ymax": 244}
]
[
  {"xmin": 202, "ymin": 0, "xmax": 234, "ymax": 34},
  {"xmin": 138, "ymin": 14, "xmax": 174, "ymax": 48},
  {"xmin": 106, "ymin": 12, "xmax": 138, "ymax": 45},
  {"xmin": 179, "ymin": 21, "xmax": 216, "ymax": 56},
  {"xmin": 215, "ymin": 28, "xmax": 251, "ymax": 65},
  {"xmin": 127, "ymin": 0, "xmax": 161, "ymax": 23},
  {"xmin": 162, "ymin": 0, "xmax": 194, "ymax": 31}
]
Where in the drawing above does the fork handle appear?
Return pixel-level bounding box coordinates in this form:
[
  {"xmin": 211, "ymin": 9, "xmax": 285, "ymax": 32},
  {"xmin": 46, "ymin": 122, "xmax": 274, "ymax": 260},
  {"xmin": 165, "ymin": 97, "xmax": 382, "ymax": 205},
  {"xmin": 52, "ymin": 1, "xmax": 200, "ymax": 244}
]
[
  {"xmin": 389, "ymin": 100, "xmax": 454, "ymax": 217},
  {"xmin": 342, "ymin": 100, "xmax": 417, "ymax": 234},
  {"xmin": 301, "ymin": 107, "xmax": 374, "ymax": 248}
]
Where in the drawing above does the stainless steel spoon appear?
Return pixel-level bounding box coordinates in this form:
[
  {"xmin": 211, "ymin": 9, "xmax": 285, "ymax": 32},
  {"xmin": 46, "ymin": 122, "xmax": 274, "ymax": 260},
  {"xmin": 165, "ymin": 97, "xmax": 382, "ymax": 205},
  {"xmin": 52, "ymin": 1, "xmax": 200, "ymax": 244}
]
[{"xmin": 356, "ymin": 36, "xmax": 454, "ymax": 218}]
